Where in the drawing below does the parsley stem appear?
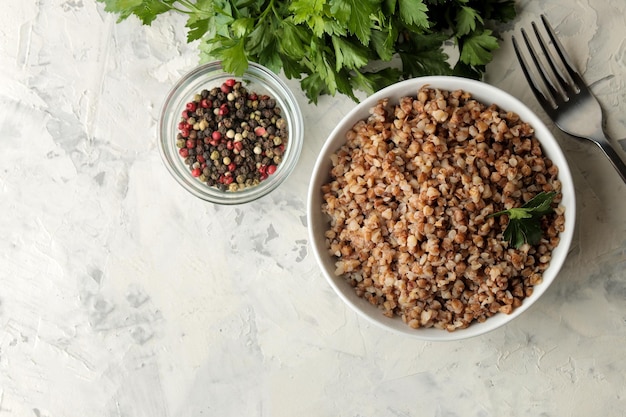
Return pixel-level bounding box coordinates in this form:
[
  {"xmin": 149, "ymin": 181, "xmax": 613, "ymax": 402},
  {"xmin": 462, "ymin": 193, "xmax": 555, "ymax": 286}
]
[
  {"xmin": 168, "ymin": 1, "xmax": 199, "ymax": 15},
  {"xmin": 228, "ymin": 0, "xmax": 241, "ymax": 19},
  {"xmin": 258, "ymin": 0, "xmax": 275, "ymax": 21}
]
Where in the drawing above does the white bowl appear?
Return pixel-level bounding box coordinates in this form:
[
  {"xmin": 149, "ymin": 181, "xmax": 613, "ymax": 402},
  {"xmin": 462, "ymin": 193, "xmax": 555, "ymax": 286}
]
[{"xmin": 307, "ymin": 76, "xmax": 576, "ymax": 341}]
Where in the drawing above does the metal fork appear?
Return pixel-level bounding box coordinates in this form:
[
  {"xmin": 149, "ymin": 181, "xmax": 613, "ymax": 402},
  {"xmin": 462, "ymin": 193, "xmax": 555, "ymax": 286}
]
[{"xmin": 512, "ymin": 14, "xmax": 626, "ymax": 184}]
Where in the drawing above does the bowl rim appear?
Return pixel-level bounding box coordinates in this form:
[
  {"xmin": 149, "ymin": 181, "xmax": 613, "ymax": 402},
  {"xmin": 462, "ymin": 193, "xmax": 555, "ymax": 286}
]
[
  {"xmin": 158, "ymin": 61, "xmax": 304, "ymax": 205},
  {"xmin": 307, "ymin": 75, "xmax": 576, "ymax": 341}
]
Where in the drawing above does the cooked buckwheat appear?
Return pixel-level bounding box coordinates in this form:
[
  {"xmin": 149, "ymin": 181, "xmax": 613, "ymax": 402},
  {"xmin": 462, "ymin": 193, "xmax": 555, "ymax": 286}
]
[{"xmin": 321, "ymin": 87, "xmax": 565, "ymax": 331}]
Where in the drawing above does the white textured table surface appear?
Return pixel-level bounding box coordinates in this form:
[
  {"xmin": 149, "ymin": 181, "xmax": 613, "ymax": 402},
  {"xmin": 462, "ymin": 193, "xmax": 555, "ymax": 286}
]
[{"xmin": 2, "ymin": 1, "xmax": 626, "ymax": 416}]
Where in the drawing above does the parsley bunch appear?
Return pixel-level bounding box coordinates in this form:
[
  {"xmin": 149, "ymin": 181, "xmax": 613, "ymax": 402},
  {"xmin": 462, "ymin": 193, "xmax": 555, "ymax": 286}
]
[{"xmin": 98, "ymin": 0, "xmax": 516, "ymax": 102}]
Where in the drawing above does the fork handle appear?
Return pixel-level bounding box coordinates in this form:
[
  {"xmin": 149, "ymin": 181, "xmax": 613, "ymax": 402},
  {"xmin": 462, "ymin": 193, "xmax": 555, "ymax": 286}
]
[{"xmin": 594, "ymin": 134, "xmax": 626, "ymax": 185}]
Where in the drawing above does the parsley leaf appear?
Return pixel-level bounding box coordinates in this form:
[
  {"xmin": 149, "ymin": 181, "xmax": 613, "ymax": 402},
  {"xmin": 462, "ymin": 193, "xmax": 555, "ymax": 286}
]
[
  {"xmin": 99, "ymin": 0, "xmax": 174, "ymax": 24},
  {"xmin": 212, "ymin": 37, "xmax": 249, "ymax": 75},
  {"xmin": 329, "ymin": 0, "xmax": 377, "ymax": 45},
  {"xmin": 331, "ymin": 36, "xmax": 370, "ymax": 72},
  {"xmin": 352, "ymin": 67, "xmax": 402, "ymax": 95},
  {"xmin": 489, "ymin": 191, "xmax": 558, "ymax": 249},
  {"xmin": 399, "ymin": 32, "xmax": 452, "ymax": 77},
  {"xmin": 460, "ymin": 29, "xmax": 500, "ymax": 66},
  {"xmin": 290, "ymin": 0, "xmax": 327, "ymax": 37},
  {"xmin": 456, "ymin": 6, "xmax": 483, "ymax": 36},
  {"xmin": 187, "ymin": 17, "xmax": 210, "ymax": 43},
  {"xmin": 370, "ymin": 21, "xmax": 396, "ymax": 61},
  {"xmin": 398, "ymin": 0, "xmax": 429, "ymax": 28},
  {"xmin": 232, "ymin": 17, "xmax": 255, "ymax": 38}
]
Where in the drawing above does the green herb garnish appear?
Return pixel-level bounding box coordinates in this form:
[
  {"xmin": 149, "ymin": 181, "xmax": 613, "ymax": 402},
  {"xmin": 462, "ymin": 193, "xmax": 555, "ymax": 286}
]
[
  {"xmin": 96, "ymin": 0, "xmax": 516, "ymax": 103},
  {"xmin": 488, "ymin": 191, "xmax": 557, "ymax": 249}
]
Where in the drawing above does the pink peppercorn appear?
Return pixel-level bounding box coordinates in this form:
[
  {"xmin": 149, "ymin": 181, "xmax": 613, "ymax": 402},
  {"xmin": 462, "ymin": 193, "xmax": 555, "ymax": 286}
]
[
  {"xmin": 186, "ymin": 102, "xmax": 197, "ymax": 112},
  {"xmin": 266, "ymin": 164, "xmax": 277, "ymax": 175}
]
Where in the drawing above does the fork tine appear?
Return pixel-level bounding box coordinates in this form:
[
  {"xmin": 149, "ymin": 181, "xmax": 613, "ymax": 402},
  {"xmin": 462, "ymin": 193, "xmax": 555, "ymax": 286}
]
[
  {"xmin": 511, "ymin": 34, "xmax": 554, "ymax": 112},
  {"xmin": 519, "ymin": 27, "xmax": 562, "ymax": 106},
  {"xmin": 529, "ymin": 21, "xmax": 571, "ymax": 97},
  {"xmin": 539, "ymin": 15, "xmax": 586, "ymax": 91}
]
